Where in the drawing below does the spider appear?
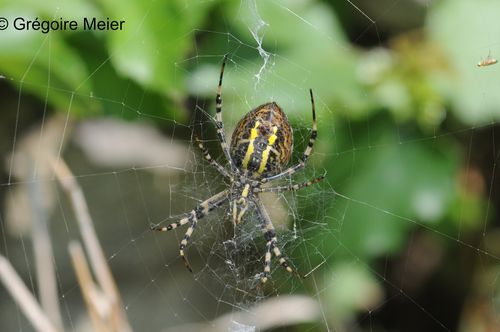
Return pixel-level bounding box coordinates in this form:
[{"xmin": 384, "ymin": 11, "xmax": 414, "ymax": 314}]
[{"xmin": 152, "ymin": 56, "xmax": 324, "ymax": 283}]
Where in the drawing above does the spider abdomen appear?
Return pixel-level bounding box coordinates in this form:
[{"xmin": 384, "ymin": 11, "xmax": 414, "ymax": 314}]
[{"xmin": 230, "ymin": 102, "xmax": 293, "ymax": 178}]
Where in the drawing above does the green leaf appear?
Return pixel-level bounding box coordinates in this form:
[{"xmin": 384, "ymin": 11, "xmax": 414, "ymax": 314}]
[
  {"xmin": 307, "ymin": 117, "xmax": 459, "ymax": 263},
  {"xmin": 97, "ymin": 0, "xmax": 213, "ymax": 94},
  {"xmin": 326, "ymin": 262, "xmax": 383, "ymax": 319},
  {"xmin": 0, "ymin": 16, "xmax": 96, "ymax": 115},
  {"xmin": 427, "ymin": 0, "xmax": 500, "ymax": 124},
  {"xmin": 188, "ymin": 0, "xmax": 371, "ymax": 126}
]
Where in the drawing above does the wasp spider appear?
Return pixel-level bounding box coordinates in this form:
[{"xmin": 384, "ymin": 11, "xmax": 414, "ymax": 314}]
[{"xmin": 152, "ymin": 56, "xmax": 323, "ymax": 283}]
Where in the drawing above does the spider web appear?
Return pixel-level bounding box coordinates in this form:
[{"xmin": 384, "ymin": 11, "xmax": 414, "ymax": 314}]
[{"xmin": 0, "ymin": 0, "xmax": 500, "ymax": 332}]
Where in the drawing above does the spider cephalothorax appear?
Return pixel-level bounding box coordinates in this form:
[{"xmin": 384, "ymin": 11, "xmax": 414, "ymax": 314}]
[{"xmin": 152, "ymin": 56, "xmax": 323, "ymax": 283}]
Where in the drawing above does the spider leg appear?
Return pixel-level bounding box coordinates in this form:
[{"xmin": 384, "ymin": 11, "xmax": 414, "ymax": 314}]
[
  {"xmin": 214, "ymin": 55, "xmax": 238, "ymax": 173},
  {"xmin": 151, "ymin": 190, "xmax": 229, "ymax": 272},
  {"xmin": 194, "ymin": 134, "xmax": 231, "ymax": 179},
  {"xmin": 254, "ymin": 199, "xmax": 300, "ymax": 283},
  {"xmin": 254, "ymin": 175, "xmax": 324, "ymax": 193},
  {"xmin": 262, "ymin": 89, "xmax": 317, "ymax": 183}
]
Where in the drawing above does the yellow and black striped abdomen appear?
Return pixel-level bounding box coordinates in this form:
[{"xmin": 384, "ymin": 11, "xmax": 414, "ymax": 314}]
[{"xmin": 230, "ymin": 102, "xmax": 293, "ymax": 178}]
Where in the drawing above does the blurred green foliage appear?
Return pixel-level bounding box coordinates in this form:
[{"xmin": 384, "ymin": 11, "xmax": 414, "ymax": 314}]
[{"xmin": 0, "ymin": 0, "xmax": 497, "ymax": 327}]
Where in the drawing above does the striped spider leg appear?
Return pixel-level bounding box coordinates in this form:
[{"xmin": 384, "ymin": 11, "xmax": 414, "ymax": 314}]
[
  {"xmin": 254, "ymin": 175, "xmax": 325, "ymax": 194},
  {"xmin": 151, "ymin": 190, "xmax": 229, "ymax": 272},
  {"xmin": 213, "ymin": 55, "xmax": 238, "ymax": 173},
  {"xmin": 253, "ymin": 199, "xmax": 301, "ymax": 284},
  {"xmin": 194, "ymin": 134, "xmax": 232, "ymax": 179},
  {"xmin": 252, "ymin": 175, "xmax": 325, "ymax": 283}
]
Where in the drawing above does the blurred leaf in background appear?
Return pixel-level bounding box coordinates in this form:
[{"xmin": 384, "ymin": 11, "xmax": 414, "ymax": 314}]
[
  {"xmin": 0, "ymin": 0, "xmax": 216, "ymax": 119},
  {"xmin": 428, "ymin": 0, "xmax": 500, "ymax": 124},
  {"xmin": 0, "ymin": 0, "xmax": 498, "ymax": 331}
]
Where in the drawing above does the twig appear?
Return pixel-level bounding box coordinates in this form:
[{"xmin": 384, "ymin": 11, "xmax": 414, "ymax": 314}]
[
  {"xmin": 0, "ymin": 254, "xmax": 58, "ymax": 332},
  {"xmin": 52, "ymin": 158, "xmax": 132, "ymax": 332},
  {"xmin": 28, "ymin": 165, "xmax": 64, "ymax": 330},
  {"xmin": 69, "ymin": 241, "xmax": 110, "ymax": 332}
]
